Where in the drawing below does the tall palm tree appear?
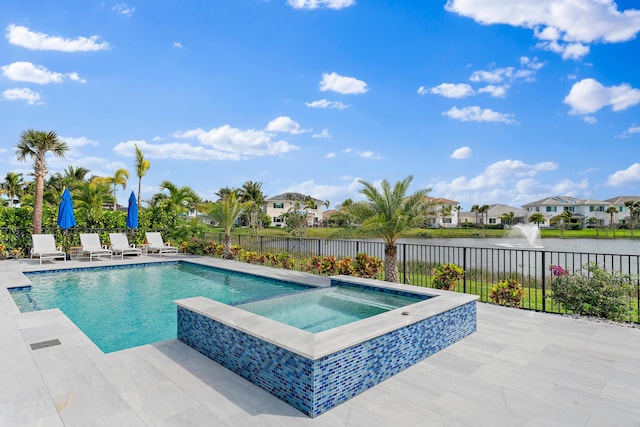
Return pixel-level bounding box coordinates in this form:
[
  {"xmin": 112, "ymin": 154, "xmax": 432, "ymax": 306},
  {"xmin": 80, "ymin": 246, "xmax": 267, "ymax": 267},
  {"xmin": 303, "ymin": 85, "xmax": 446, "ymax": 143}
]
[
  {"xmin": 239, "ymin": 180, "xmax": 266, "ymax": 234},
  {"xmin": 454, "ymin": 205, "xmax": 462, "ymax": 227},
  {"xmin": 605, "ymin": 205, "xmax": 618, "ymax": 237},
  {"xmin": 208, "ymin": 191, "xmax": 245, "ymax": 259},
  {"xmin": 16, "ymin": 129, "xmax": 69, "ymax": 234},
  {"xmin": 354, "ymin": 175, "xmax": 430, "ymax": 283},
  {"xmin": 1, "ymin": 172, "xmax": 25, "ymax": 207},
  {"xmin": 471, "ymin": 204, "xmax": 480, "ymax": 226},
  {"xmin": 135, "ymin": 144, "xmax": 150, "ymax": 212},
  {"xmin": 479, "ymin": 204, "xmax": 490, "ymax": 228},
  {"xmin": 108, "ymin": 168, "xmax": 130, "ymax": 210}
]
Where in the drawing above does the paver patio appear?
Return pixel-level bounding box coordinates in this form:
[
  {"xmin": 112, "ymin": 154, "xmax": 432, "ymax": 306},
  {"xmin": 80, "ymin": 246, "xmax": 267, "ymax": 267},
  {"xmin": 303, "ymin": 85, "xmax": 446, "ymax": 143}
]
[{"xmin": 1, "ymin": 256, "xmax": 639, "ymax": 426}]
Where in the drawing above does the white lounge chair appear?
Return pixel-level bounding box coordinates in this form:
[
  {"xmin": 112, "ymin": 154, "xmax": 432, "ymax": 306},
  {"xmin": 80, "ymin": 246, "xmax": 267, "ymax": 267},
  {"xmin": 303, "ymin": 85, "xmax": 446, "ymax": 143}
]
[
  {"xmin": 109, "ymin": 233, "xmax": 142, "ymax": 259},
  {"xmin": 80, "ymin": 233, "xmax": 113, "ymax": 261},
  {"xmin": 145, "ymin": 232, "xmax": 179, "ymax": 256},
  {"xmin": 31, "ymin": 234, "xmax": 66, "ymax": 264}
]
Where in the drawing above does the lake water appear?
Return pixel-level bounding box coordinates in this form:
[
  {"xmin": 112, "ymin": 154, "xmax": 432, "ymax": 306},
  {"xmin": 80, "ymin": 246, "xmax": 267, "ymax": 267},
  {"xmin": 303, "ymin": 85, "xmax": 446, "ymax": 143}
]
[{"xmin": 399, "ymin": 238, "xmax": 640, "ymax": 255}]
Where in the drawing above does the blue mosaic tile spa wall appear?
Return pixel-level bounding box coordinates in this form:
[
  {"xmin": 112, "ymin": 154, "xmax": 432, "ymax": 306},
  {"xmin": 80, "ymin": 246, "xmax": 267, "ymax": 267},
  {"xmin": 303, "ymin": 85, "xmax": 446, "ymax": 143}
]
[{"xmin": 177, "ymin": 301, "xmax": 476, "ymax": 417}]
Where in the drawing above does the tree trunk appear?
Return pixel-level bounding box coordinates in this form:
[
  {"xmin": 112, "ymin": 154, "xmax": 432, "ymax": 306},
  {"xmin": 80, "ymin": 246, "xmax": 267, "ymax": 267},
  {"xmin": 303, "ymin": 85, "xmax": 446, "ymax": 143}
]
[
  {"xmin": 224, "ymin": 232, "xmax": 233, "ymax": 259},
  {"xmin": 137, "ymin": 177, "xmax": 142, "ymax": 216},
  {"xmin": 383, "ymin": 242, "xmax": 399, "ymax": 283},
  {"xmin": 33, "ymin": 174, "xmax": 44, "ymax": 234}
]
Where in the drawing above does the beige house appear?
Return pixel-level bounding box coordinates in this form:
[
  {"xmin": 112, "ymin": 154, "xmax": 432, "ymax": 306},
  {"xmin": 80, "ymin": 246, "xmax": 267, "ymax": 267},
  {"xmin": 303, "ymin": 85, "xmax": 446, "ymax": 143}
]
[
  {"xmin": 459, "ymin": 204, "xmax": 529, "ymax": 227},
  {"xmin": 264, "ymin": 193, "xmax": 325, "ymax": 227}
]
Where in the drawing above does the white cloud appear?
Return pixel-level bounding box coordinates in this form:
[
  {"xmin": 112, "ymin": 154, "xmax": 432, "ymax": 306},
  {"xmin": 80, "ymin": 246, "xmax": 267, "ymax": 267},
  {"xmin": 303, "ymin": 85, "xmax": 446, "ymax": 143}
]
[
  {"xmin": 3, "ymin": 87, "xmax": 42, "ymax": 104},
  {"xmin": 174, "ymin": 125, "xmax": 299, "ymax": 157},
  {"xmin": 313, "ymin": 129, "xmax": 331, "ymax": 139},
  {"xmin": 287, "ymin": 0, "xmax": 355, "ymax": 10},
  {"xmin": 305, "ymin": 99, "xmax": 349, "ymax": 109},
  {"xmin": 320, "ymin": 72, "xmax": 368, "ymax": 95},
  {"xmin": 450, "ymin": 146, "xmax": 472, "ymax": 159},
  {"xmin": 429, "ymin": 159, "xmax": 561, "ymax": 206},
  {"xmin": 265, "ymin": 116, "xmax": 309, "ymax": 134},
  {"xmin": 564, "ymin": 78, "xmax": 640, "ymax": 115},
  {"xmin": 620, "ymin": 126, "xmax": 640, "ymax": 138},
  {"xmin": 6, "ymin": 24, "xmax": 110, "ymax": 52},
  {"xmin": 470, "ymin": 67, "xmax": 514, "ymax": 83},
  {"xmin": 583, "ymin": 116, "xmax": 597, "ymax": 124},
  {"xmin": 325, "ymin": 152, "xmax": 336, "ymax": 158},
  {"xmin": 173, "ymin": 42, "xmax": 183, "ymax": 48},
  {"xmin": 607, "ymin": 163, "xmax": 640, "ymax": 186},
  {"xmin": 341, "ymin": 148, "xmax": 381, "ymax": 159},
  {"xmin": 114, "ymin": 139, "xmax": 241, "ymax": 161},
  {"xmin": 445, "ymin": 0, "xmax": 640, "ymax": 60},
  {"xmin": 1, "ymin": 61, "xmax": 85, "ymax": 84},
  {"xmin": 443, "ymin": 106, "xmax": 515, "ymax": 123},
  {"xmin": 112, "ymin": 3, "xmax": 136, "ymax": 15},
  {"xmin": 478, "ymin": 85, "xmax": 508, "ymax": 98},
  {"xmin": 423, "ymin": 83, "xmax": 474, "ymax": 98}
]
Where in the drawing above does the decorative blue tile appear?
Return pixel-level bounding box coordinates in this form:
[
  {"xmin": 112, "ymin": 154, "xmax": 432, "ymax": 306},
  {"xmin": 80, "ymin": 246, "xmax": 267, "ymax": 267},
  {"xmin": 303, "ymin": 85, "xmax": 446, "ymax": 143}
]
[{"xmin": 178, "ymin": 300, "xmax": 476, "ymax": 417}]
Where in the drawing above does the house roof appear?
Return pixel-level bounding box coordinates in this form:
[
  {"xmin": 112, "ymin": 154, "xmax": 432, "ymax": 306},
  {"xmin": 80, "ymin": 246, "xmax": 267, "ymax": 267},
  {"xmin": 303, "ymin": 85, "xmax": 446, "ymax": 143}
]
[
  {"xmin": 603, "ymin": 195, "xmax": 640, "ymax": 205},
  {"xmin": 521, "ymin": 196, "xmax": 609, "ymax": 207},
  {"xmin": 265, "ymin": 192, "xmax": 324, "ymax": 203},
  {"xmin": 423, "ymin": 196, "xmax": 459, "ymax": 205}
]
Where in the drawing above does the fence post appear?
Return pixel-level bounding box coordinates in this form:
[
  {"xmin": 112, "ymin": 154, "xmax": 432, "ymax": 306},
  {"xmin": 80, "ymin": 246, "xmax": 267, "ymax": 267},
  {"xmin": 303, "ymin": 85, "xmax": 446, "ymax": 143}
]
[
  {"xmin": 318, "ymin": 239, "xmax": 321, "ymax": 256},
  {"xmin": 402, "ymin": 244, "xmax": 407, "ymax": 284},
  {"xmin": 541, "ymin": 251, "xmax": 546, "ymax": 313},
  {"xmin": 260, "ymin": 235, "xmax": 263, "ymax": 252},
  {"xmin": 463, "ymin": 247, "xmax": 467, "ymax": 293}
]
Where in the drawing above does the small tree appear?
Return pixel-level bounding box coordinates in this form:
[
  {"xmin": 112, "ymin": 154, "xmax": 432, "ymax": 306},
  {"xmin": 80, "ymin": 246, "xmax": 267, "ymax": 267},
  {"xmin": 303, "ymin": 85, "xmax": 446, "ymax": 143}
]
[
  {"xmin": 208, "ymin": 191, "xmax": 245, "ymax": 259},
  {"xmin": 528, "ymin": 212, "xmax": 545, "ymax": 227},
  {"xmin": 605, "ymin": 205, "xmax": 617, "ymax": 237}
]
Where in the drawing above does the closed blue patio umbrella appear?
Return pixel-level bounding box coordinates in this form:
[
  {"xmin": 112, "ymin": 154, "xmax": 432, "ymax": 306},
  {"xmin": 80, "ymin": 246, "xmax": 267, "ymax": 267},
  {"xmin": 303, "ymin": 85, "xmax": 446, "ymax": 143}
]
[
  {"xmin": 57, "ymin": 187, "xmax": 76, "ymax": 254},
  {"xmin": 126, "ymin": 191, "xmax": 138, "ymax": 235}
]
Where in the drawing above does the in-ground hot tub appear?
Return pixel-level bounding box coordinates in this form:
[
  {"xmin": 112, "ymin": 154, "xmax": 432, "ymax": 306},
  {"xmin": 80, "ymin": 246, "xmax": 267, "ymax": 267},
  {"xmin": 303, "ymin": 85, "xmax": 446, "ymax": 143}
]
[{"xmin": 176, "ymin": 275, "xmax": 477, "ymax": 417}]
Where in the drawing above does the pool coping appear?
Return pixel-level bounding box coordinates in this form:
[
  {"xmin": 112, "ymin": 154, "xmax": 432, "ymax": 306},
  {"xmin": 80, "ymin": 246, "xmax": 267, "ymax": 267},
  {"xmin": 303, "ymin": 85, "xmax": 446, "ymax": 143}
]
[{"xmin": 175, "ymin": 275, "xmax": 477, "ymax": 359}]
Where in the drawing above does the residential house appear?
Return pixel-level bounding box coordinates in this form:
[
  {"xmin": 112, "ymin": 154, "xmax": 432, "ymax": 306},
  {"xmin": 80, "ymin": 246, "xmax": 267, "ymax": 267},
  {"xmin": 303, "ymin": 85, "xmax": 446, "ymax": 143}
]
[
  {"xmin": 264, "ymin": 193, "xmax": 325, "ymax": 228},
  {"xmin": 423, "ymin": 197, "xmax": 459, "ymax": 228},
  {"xmin": 459, "ymin": 204, "xmax": 528, "ymax": 227},
  {"xmin": 522, "ymin": 196, "xmax": 613, "ymax": 227},
  {"xmin": 603, "ymin": 196, "xmax": 640, "ymax": 226}
]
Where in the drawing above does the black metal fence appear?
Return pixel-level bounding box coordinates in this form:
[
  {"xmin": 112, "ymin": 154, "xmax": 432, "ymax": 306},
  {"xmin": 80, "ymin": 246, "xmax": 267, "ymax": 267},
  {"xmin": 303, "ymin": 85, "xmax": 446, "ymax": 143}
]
[
  {"xmin": 205, "ymin": 233, "xmax": 640, "ymax": 323},
  {"xmin": 2, "ymin": 228, "xmax": 639, "ymax": 322}
]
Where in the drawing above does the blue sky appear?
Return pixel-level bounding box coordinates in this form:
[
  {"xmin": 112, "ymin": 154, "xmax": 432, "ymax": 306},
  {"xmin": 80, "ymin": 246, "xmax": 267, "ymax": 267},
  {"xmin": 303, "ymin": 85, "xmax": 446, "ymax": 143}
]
[{"xmin": 1, "ymin": 0, "xmax": 640, "ymax": 210}]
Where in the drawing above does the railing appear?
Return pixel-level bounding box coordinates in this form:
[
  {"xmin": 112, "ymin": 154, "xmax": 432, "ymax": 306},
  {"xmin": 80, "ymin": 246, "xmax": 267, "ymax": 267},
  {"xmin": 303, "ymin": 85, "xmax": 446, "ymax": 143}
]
[
  {"xmin": 204, "ymin": 233, "xmax": 640, "ymax": 323},
  {"xmin": 2, "ymin": 229, "xmax": 639, "ymax": 322}
]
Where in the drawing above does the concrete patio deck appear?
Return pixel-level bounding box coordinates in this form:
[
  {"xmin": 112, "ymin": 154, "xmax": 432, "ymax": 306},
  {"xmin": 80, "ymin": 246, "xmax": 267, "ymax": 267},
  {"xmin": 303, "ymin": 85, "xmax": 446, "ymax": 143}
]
[{"xmin": 1, "ymin": 256, "xmax": 639, "ymax": 426}]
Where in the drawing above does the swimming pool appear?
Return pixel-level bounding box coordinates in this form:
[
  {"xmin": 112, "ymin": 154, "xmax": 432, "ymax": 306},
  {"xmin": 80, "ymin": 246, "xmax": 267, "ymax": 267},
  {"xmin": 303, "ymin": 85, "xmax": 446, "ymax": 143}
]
[{"xmin": 10, "ymin": 262, "xmax": 311, "ymax": 353}]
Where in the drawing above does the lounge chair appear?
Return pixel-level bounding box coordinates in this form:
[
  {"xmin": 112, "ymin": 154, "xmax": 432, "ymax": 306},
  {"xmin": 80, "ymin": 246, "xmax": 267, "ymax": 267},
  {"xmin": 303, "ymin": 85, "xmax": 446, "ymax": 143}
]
[
  {"xmin": 109, "ymin": 233, "xmax": 142, "ymax": 259},
  {"xmin": 145, "ymin": 232, "xmax": 179, "ymax": 256},
  {"xmin": 79, "ymin": 233, "xmax": 113, "ymax": 261},
  {"xmin": 31, "ymin": 234, "xmax": 66, "ymax": 264}
]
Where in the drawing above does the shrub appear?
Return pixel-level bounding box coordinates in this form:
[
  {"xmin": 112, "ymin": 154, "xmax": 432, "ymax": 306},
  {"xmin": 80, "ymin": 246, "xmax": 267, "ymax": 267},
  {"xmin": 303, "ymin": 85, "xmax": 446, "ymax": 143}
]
[
  {"xmin": 489, "ymin": 279, "xmax": 525, "ymax": 308},
  {"xmin": 550, "ymin": 262, "xmax": 634, "ymax": 321},
  {"xmin": 352, "ymin": 253, "xmax": 383, "ymax": 278},
  {"xmin": 432, "ymin": 263, "xmax": 464, "ymax": 290},
  {"xmin": 337, "ymin": 256, "xmax": 353, "ymax": 275}
]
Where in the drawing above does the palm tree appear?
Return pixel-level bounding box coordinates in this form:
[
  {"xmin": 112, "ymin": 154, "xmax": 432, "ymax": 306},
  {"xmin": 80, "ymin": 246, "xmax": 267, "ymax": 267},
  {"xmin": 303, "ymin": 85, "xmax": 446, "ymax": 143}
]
[
  {"xmin": 479, "ymin": 204, "xmax": 490, "ymax": 228},
  {"xmin": 501, "ymin": 211, "xmax": 515, "ymax": 227},
  {"xmin": 528, "ymin": 212, "xmax": 545, "ymax": 227},
  {"xmin": 354, "ymin": 175, "xmax": 430, "ymax": 283},
  {"xmin": 208, "ymin": 191, "xmax": 245, "ymax": 259},
  {"xmin": 239, "ymin": 180, "xmax": 266, "ymax": 234},
  {"xmin": 108, "ymin": 168, "xmax": 130, "ymax": 210},
  {"xmin": 454, "ymin": 205, "xmax": 462, "ymax": 227},
  {"xmin": 74, "ymin": 180, "xmax": 112, "ymax": 226},
  {"xmin": 16, "ymin": 130, "xmax": 69, "ymax": 234},
  {"xmin": 471, "ymin": 205, "xmax": 480, "ymax": 226},
  {"xmin": 215, "ymin": 186, "xmax": 239, "ymax": 200},
  {"xmin": 1, "ymin": 172, "xmax": 25, "ymax": 207},
  {"xmin": 551, "ymin": 210, "xmax": 573, "ymax": 238},
  {"xmin": 135, "ymin": 144, "xmax": 150, "ymax": 212},
  {"xmin": 158, "ymin": 180, "xmax": 199, "ymax": 225},
  {"xmin": 606, "ymin": 205, "xmax": 618, "ymax": 237},
  {"xmin": 624, "ymin": 200, "xmax": 640, "ymax": 236}
]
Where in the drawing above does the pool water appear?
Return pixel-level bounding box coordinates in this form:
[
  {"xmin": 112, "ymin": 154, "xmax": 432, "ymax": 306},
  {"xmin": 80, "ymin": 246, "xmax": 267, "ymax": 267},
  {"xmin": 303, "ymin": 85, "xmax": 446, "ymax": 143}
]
[
  {"xmin": 238, "ymin": 285, "xmax": 427, "ymax": 333},
  {"xmin": 10, "ymin": 262, "xmax": 310, "ymax": 353}
]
